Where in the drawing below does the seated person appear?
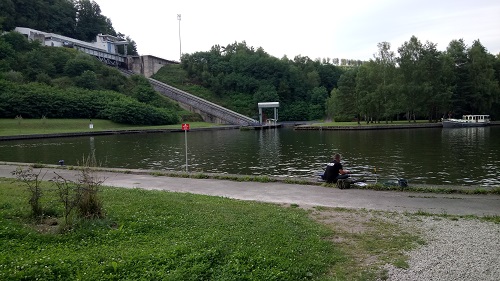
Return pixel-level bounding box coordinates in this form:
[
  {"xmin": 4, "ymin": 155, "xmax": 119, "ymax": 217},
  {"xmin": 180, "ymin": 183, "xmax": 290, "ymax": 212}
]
[{"xmin": 321, "ymin": 153, "xmax": 350, "ymax": 183}]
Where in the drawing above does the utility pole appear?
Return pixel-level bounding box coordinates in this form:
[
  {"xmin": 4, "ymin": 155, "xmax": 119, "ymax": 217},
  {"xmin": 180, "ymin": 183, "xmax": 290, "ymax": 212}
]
[{"xmin": 177, "ymin": 14, "xmax": 182, "ymax": 61}]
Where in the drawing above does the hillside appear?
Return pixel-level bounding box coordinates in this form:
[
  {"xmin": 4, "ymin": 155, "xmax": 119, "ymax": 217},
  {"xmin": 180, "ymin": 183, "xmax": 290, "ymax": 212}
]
[
  {"xmin": 153, "ymin": 40, "xmax": 500, "ymax": 122},
  {"xmin": 0, "ymin": 0, "xmax": 138, "ymax": 55},
  {"xmin": 0, "ymin": 31, "xmax": 200, "ymax": 125}
]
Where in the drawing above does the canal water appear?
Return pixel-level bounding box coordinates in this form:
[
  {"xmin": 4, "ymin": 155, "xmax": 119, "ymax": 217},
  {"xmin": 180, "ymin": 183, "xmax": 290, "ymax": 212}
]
[{"xmin": 1, "ymin": 127, "xmax": 499, "ymax": 186}]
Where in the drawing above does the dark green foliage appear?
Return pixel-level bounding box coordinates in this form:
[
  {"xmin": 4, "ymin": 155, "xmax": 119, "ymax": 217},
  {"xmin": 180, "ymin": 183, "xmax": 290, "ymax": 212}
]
[
  {"xmin": 0, "ymin": 80, "xmax": 179, "ymax": 125},
  {"xmin": 0, "ymin": 39, "xmax": 15, "ymax": 61},
  {"xmin": 1, "ymin": 0, "xmax": 139, "ymax": 58},
  {"xmin": 76, "ymin": 70, "xmax": 98, "ymax": 90},
  {"xmin": 64, "ymin": 54, "xmax": 99, "ymax": 77},
  {"xmin": 103, "ymin": 99, "xmax": 179, "ymax": 125},
  {"xmin": 0, "ymin": 30, "xmax": 183, "ymax": 125},
  {"xmin": 0, "ymin": 0, "xmax": 16, "ymax": 31},
  {"xmin": 329, "ymin": 36, "xmax": 500, "ymax": 122},
  {"xmin": 171, "ymin": 42, "xmax": 344, "ymax": 121},
  {"xmin": 170, "ymin": 38, "xmax": 499, "ymax": 122},
  {"xmin": 1, "ymin": 30, "xmax": 35, "ymax": 52}
]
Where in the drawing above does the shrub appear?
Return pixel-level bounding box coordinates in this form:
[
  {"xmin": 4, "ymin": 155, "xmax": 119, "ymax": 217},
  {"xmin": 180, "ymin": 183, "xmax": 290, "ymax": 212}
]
[
  {"xmin": 76, "ymin": 154, "xmax": 106, "ymax": 219},
  {"xmin": 103, "ymin": 99, "xmax": 179, "ymax": 125},
  {"xmin": 11, "ymin": 167, "xmax": 45, "ymax": 219}
]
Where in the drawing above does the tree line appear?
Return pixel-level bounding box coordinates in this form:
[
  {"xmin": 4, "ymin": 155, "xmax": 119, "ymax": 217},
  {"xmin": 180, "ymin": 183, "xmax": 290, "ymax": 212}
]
[
  {"xmin": 176, "ymin": 42, "xmax": 343, "ymax": 121},
  {"xmin": 327, "ymin": 37, "xmax": 500, "ymax": 123},
  {"xmin": 165, "ymin": 38, "xmax": 499, "ymax": 122},
  {"xmin": 0, "ymin": 0, "xmax": 138, "ymax": 55}
]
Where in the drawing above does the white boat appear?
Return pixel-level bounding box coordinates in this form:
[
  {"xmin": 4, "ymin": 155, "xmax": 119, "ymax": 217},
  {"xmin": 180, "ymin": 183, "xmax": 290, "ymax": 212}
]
[{"xmin": 442, "ymin": 115, "xmax": 490, "ymax": 128}]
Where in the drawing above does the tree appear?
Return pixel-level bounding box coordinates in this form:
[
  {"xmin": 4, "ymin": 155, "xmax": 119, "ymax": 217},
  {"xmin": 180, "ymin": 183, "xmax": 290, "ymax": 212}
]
[
  {"xmin": 355, "ymin": 61, "xmax": 378, "ymax": 123},
  {"xmin": 373, "ymin": 42, "xmax": 397, "ymax": 123},
  {"xmin": 467, "ymin": 40, "xmax": 500, "ymax": 114},
  {"xmin": 77, "ymin": 70, "xmax": 98, "ymax": 90},
  {"xmin": 64, "ymin": 54, "xmax": 98, "ymax": 77},
  {"xmin": 74, "ymin": 0, "xmax": 115, "ymax": 41},
  {"xmin": 253, "ymin": 83, "xmax": 279, "ymax": 105},
  {"xmin": 22, "ymin": 48, "xmax": 57, "ymax": 81},
  {"xmin": 47, "ymin": 0, "xmax": 77, "ymax": 37},
  {"xmin": 309, "ymin": 86, "xmax": 328, "ymax": 120},
  {"xmin": 398, "ymin": 36, "xmax": 425, "ymax": 122},
  {"xmin": 419, "ymin": 41, "xmax": 452, "ymax": 121},
  {"xmin": 446, "ymin": 39, "xmax": 470, "ymax": 116},
  {"xmin": 125, "ymin": 36, "xmax": 138, "ymax": 56},
  {"xmin": 0, "ymin": 0, "xmax": 15, "ymax": 31},
  {"xmin": 326, "ymin": 69, "xmax": 358, "ymax": 122}
]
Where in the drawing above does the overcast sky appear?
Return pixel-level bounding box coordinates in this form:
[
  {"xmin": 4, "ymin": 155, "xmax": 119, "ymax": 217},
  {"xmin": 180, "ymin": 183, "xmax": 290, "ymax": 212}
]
[{"xmin": 94, "ymin": 0, "xmax": 500, "ymax": 62}]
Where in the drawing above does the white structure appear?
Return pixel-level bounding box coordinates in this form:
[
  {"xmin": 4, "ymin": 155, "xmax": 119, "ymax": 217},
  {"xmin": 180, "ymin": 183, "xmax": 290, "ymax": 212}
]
[
  {"xmin": 14, "ymin": 27, "xmax": 128, "ymax": 65},
  {"xmin": 14, "ymin": 27, "xmax": 127, "ymax": 54},
  {"xmin": 442, "ymin": 115, "xmax": 490, "ymax": 128},
  {"xmin": 258, "ymin": 102, "xmax": 279, "ymax": 125}
]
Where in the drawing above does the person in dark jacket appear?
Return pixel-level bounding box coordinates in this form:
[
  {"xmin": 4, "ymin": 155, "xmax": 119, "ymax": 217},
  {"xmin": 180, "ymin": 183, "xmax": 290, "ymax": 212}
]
[{"xmin": 322, "ymin": 153, "xmax": 350, "ymax": 183}]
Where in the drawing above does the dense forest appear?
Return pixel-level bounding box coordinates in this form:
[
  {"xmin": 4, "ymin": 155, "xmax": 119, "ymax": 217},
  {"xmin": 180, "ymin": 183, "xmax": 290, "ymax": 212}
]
[
  {"xmin": 0, "ymin": 31, "xmax": 199, "ymax": 125},
  {"xmin": 0, "ymin": 0, "xmax": 138, "ymax": 55},
  {"xmin": 171, "ymin": 42, "xmax": 344, "ymax": 121},
  {"xmin": 159, "ymin": 38, "xmax": 500, "ymax": 122},
  {"xmin": 0, "ymin": 0, "xmax": 201, "ymax": 125},
  {"xmin": 328, "ymin": 38, "xmax": 500, "ymax": 123}
]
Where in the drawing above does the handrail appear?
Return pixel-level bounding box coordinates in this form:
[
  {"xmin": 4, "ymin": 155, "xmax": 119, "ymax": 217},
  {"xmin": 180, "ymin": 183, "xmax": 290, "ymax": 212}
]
[
  {"xmin": 119, "ymin": 69, "xmax": 258, "ymax": 125},
  {"xmin": 148, "ymin": 78, "xmax": 258, "ymax": 125}
]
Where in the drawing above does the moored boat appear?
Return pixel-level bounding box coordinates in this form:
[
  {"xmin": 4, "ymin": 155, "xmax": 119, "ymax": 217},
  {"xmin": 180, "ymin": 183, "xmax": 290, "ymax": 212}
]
[{"xmin": 442, "ymin": 115, "xmax": 490, "ymax": 128}]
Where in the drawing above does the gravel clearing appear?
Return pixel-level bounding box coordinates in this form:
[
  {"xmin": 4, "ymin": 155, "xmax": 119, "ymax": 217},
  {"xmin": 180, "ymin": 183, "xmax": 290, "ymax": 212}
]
[{"xmin": 383, "ymin": 217, "xmax": 500, "ymax": 281}]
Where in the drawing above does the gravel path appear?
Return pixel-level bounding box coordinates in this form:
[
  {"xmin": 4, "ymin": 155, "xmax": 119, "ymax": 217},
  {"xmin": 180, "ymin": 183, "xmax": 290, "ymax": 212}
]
[{"xmin": 384, "ymin": 217, "xmax": 500, "ymax": 281}]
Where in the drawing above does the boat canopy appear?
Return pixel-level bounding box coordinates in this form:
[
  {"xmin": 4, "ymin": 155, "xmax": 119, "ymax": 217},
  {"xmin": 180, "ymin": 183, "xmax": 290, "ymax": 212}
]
[{"xmin": 463, "ymin": 115, "xmax": 489, "ymax": 121}]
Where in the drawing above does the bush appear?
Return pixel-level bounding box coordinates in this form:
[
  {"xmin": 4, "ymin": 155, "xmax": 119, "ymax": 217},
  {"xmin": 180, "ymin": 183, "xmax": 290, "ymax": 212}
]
[
  {"xmin": 0, "ymin": 80, "xmax": 179, "ymax": 124},
  {"xmin": 64, "ymin": 54, "xmax": 98, "ymax": 77},
  {"xmin": 11, "ymin": 167, "xmax": 45, "ymax": 219},
  {"xmin": 102, "ymin": 99, "xmax": 179, "ymax": 125}
]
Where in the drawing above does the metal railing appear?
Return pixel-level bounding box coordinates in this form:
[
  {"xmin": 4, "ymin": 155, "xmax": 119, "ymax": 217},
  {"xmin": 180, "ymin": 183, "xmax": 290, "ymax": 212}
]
[{"xmin": 120, "ymin": 69, "xmax": 258, "ymax": 125}]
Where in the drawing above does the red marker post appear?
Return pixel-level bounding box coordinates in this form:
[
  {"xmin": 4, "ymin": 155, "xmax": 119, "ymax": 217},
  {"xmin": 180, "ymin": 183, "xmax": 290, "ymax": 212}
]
[{"xmin": 182, "ymin": 124, "xmax": 190, "ymax": 172}]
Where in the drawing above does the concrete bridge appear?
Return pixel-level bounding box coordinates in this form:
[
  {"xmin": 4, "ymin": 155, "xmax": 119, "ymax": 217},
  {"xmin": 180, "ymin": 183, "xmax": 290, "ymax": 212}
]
[{"xmin": 120, "ymin": 70, "xmax": 258, "ymax": 125}]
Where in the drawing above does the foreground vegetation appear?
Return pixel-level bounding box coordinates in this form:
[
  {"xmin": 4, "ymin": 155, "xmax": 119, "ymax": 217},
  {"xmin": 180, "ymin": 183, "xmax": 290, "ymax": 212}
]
[
  {"xmin": 0, "ymin": 176, "xmax": 428, "ymax": 280},
  {"xmin": 0, "ymin": 119, "xmax": 218, "ymax": 137}
]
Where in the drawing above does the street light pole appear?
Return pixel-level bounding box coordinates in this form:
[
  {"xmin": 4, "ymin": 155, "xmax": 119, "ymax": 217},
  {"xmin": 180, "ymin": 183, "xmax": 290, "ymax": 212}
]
[{"xmin": 177, "ymin": 14, "xmax": 181, "ymax": 61}]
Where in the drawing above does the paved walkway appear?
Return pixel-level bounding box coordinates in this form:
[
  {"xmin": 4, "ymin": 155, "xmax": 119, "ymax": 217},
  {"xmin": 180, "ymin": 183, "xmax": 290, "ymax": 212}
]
[{"xmin": 1, "ymin": 163, "xmax": 499, "ymax": 216}]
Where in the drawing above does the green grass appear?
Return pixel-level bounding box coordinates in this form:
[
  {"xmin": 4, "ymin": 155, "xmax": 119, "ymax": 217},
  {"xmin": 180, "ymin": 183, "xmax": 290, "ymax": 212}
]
[
  {"xmin": 0, "ymin": 119, "xmax": 219, "ymax": 136},
  {"xmin": 0, "ymin": 177, "xmax": 429, "ymax": 280},
  {"xmin": 0, "ymin": 178, "xmax": 339, "ymax": 280}
]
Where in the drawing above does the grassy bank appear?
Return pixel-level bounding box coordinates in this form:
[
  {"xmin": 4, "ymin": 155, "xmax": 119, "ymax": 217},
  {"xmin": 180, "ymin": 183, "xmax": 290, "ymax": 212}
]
[
  {"xmin": 0, "ymin": 177, "xmax": 424, "ymax": 280},
  {"xmin": 0, "ymin": 119, "xmax": 218, "ymax": 136}
]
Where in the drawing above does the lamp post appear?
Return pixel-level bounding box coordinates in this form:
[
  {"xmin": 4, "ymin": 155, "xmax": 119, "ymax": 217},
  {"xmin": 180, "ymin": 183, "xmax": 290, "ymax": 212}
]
[{"xmin": 177, "ymin": 14, "xmax": 181, "ymax": 61}]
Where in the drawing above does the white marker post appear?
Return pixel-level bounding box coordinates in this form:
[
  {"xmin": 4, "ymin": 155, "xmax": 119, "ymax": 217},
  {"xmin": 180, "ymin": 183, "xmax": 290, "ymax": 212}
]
[{"xmin": 181, "ymin": 123, "xmax": 190, "ymax": 172}]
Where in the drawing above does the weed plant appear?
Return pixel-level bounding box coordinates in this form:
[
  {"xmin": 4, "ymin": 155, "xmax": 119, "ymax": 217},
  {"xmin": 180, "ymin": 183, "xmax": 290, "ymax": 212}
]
[
  {"xmin": 10, "ymin": 167, "xmax": 46, "ymax": 220},
  {"xmin": 75, "ymin": 154, "xmax": 106, "ymax": 219}
]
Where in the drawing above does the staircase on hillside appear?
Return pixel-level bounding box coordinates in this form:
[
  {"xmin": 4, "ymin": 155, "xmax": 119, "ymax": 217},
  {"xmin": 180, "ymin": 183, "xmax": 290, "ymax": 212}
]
[{"xmin": 120, "ymin": 70, "xmax": 258, "ymax": 126}]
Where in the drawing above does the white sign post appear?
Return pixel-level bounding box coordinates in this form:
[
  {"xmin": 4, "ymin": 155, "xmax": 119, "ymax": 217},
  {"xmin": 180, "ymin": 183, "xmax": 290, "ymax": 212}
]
[{"xmin": 181, "ymin": 123, "xmax": 190, "ymax": 172}]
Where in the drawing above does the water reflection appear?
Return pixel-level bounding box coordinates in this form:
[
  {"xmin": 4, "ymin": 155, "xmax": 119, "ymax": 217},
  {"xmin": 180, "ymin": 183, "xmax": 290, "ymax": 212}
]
[{"xmin": 0, "ymin": 127, "xmax": 499, "ymax": 186}]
